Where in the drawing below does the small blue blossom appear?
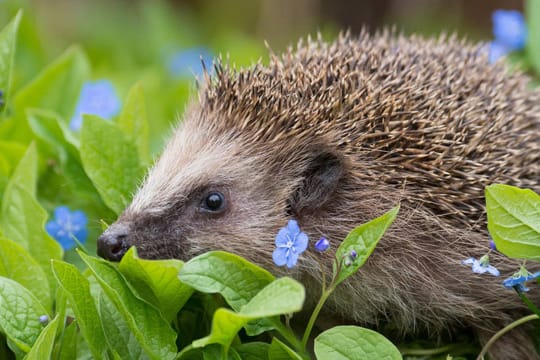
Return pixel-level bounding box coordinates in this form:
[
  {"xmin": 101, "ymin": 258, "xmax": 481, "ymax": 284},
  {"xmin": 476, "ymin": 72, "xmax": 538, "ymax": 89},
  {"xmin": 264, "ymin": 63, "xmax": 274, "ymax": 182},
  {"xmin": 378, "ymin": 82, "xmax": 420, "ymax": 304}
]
[
  {"xmin": 46, "ymin": 206, "xmax": 88, "ymax": 250},
  {"xmin": 503, "ymin": 267, "xmax": 540, "ymax": 293},
  {"xmin": 39, "ymin": 315, "xmax": 49, "ymax": 325},
  {"xmin": 167, "ymin": 47, "xmax": 214, "ymax": 79},
  {"xmin": 273, "ymin": 220, "xmax": 308, "ymax": 268},
  {"xmin": 70, "ymin": 80, "xmax": 121, "ymax": 131},
  {"xmin": 350, "ymin": 250, "xmax": 358, "ymax": 260},
  {"xmin": 488, "ymin": 41, "xmax": 510, "ymax": 64},
  {"xmin": 492, "ymin": 10, "xmax": 527, "ymax": 51},
  {"xmin": 461, "ymin": 255, "xmax": 500, "ymax": 276},
  {"xmin": 314, "ymin": 237, "xmax": 329, "ymax": 252},
  {"xmin": 489, "ymin": 237, "xmax": 497, "ymax": 251}
]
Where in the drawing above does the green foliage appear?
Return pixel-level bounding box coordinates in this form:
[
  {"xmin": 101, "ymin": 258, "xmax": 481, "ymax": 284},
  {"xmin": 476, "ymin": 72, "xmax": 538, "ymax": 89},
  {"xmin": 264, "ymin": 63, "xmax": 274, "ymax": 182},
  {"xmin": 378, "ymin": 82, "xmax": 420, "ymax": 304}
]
[
  {"xmin": 334, "ymin": 206, "xmax": 399, "ymax": 286},
  {"xmin": 80, "ymin": 115, "xmax": 144, "ymax": 215},
  {"xmin": 314, "ymin": 326, "xmax": 402, "ymax": 360},
  {"xmin": 486, "ymin": 184, "xmax": 540, "ymax": 260},
  {"xmin": 0, "ymin": 10, "xmax": 21, "ymax": 117}
]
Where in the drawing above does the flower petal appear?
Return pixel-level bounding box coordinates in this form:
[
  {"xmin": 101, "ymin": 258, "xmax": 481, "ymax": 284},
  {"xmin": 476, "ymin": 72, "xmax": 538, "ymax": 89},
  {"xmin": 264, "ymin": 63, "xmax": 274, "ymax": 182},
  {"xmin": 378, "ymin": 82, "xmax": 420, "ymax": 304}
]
[
  {"xmin": 294, "ymin": 232, "xmax": 308, "ymax": 254},
  {"xmin": 286, "ymin": 220, "xmax": 300, "ymax": 235},
  {"xmin": 71, "ymin": 210, "xmax": 88, "ymax": 227},
  {"xmin": 54, "ymin": 206, "xmax": 71, "ymax": 223},
  {"xmin": 486, "ymin": 265, "xmax": 500, "ymax": 277},
  {"xmin": 286, "ymin": 251, "xmax": 299, "ymax": 269},
  {"xmin": 45, "ymin": 221, "xmax": 61, "ymax": 237},
  {"xmin": 275, "ymin": 228, "xmax": 290, "ymax": 247},
  {"xmin": 272, "ymin": 247, "xmax": 288, "ymax": 267},
  {"xmin": 74, "ymin": 227, "xmax": 88, "ymax": 244},
  {"xmin": 471, "ymin": 260, "xmax": 485, "ymax": 274}
]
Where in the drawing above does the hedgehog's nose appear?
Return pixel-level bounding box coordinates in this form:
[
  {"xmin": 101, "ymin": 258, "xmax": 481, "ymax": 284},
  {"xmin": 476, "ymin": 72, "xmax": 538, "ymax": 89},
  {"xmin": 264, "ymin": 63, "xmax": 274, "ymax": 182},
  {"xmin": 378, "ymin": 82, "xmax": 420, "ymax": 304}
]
[{"xmin": 97, "ymin": 223, "xmax": 130, "ymax": 261}]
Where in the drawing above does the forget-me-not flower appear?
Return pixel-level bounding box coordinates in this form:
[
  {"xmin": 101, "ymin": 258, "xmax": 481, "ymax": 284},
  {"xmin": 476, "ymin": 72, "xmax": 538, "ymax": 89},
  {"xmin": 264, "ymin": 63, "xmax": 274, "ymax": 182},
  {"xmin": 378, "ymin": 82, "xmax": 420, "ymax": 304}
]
[
  {"xmin": 167, "ymin": 47, "xmax": 214, "ymax": 78},
  {"xmin": 273, "ymin": 220, "xmax": 308, "ymax": 268},
  {"xmin": 314, "ymin": 237, "xmax": 329, "ymax": 252},
  {"xmin": 461, "ymin": 255, "xmax": 500, "ymax": 276},
  {"xmin": 70, "ymin": 80, "xmax": 121, "ymax": 131},
  {"xmin": 503, "ymin": 267, "xmax": 540, "ymax": 293},
  {"xmin": 46, "ymin": 206, "xmax": 88, "ymax": 250},
  {"xmin": 489, "ymin": 9, "xmax": 527, "ymax": 63}
]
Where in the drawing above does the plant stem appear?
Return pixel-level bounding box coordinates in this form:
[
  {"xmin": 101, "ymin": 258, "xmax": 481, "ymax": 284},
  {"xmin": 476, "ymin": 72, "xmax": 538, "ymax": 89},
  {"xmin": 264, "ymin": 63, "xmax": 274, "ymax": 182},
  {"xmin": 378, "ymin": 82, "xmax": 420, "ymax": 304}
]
[
  {"xmin": 476, "ymin": 314, "xmax": 539, "ymax": 360},
  {"xmin": 301, "ymin": 287, "xmax": 332, "ymax": 348},
  {"xmin": 273, "ymin": 320, "xmax": 304, "ymax": 355},
  {"xmin": 517, "ymin": 290, "xmax": 540, "ymax": 317}
]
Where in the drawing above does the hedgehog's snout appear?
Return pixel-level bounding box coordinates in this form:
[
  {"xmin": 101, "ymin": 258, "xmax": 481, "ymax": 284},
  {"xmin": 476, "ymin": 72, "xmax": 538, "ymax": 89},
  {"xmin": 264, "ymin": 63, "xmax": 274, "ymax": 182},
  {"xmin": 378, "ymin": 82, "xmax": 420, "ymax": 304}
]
[{"xmin": 97, "ymin": 222, "xmax": 130, "ymax": 261}]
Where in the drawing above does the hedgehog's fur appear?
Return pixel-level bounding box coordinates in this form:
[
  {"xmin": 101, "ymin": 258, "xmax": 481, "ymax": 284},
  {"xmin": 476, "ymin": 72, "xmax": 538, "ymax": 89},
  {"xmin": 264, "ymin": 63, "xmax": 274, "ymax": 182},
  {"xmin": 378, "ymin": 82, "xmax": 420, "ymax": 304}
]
[{"xmin": 101, "ymin": 32, "xmax": 540, "ymax": 359}]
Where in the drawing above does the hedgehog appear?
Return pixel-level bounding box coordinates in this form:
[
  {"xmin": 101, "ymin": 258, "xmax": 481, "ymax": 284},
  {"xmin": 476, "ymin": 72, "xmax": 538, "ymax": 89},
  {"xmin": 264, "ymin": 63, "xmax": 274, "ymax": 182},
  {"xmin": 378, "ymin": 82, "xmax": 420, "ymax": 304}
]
[{"xmin": 97, "ymin": 32, "xmax": 540, "ymax": 359}]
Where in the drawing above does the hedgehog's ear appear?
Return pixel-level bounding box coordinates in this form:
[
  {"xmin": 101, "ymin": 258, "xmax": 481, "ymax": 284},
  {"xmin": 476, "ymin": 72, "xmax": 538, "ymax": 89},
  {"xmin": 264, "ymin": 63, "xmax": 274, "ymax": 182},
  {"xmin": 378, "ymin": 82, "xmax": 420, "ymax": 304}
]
[{"xmin": 289, "ymin": 150, "xmax": 343, "ymax": 214}]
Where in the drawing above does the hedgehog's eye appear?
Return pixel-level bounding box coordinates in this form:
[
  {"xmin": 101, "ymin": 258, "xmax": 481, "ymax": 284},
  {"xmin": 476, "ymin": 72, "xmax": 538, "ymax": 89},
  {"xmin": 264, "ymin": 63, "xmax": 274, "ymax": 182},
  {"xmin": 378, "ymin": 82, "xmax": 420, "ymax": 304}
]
[{"xmin": 201, "ymin": 191, "xmax": 226, "ymax": 213}]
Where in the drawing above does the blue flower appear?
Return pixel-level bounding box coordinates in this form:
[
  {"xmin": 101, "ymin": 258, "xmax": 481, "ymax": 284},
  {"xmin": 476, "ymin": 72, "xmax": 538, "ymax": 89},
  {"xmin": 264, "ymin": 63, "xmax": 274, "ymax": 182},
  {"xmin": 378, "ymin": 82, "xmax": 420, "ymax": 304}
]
[
  {"xmin": 70, "ymin": 80, "xmax": 121, "ymax": 131},
  {"xmin": 488, "ymin": 40, "xmax": 511, "ymax": 64},
  {"xmin": 461, "ymin": 255, "xmax": 500, "ymax": 276},
  {"xmin": 272, "ymin": 220, "xmax": 308, "ymax": 268},
  {"xmin": 314, "ymin": 237, "xmax": 329, "ymax": 252},
  {"xmin": 167, "ymin": 47, "xmax": 214, "ymax": 78},
  {"xmin": 503, "ymin": 268, "xmax": 540, "ymax": 293},
  {"xmin": 492, "ymin": 10, "xmax": 527, "ymax": 51},
  {"xmin": 46, "ymin": 206, "xmax": 88, "ymax": 250}
]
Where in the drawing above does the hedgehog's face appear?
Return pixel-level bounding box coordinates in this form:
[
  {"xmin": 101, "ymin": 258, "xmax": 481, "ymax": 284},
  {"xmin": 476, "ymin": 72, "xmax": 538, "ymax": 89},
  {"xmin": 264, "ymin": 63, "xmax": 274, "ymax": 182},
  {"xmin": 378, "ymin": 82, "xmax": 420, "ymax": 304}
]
[{"xmin": 97, "ymin": 112, "xmax": 344, "ymax": 268}]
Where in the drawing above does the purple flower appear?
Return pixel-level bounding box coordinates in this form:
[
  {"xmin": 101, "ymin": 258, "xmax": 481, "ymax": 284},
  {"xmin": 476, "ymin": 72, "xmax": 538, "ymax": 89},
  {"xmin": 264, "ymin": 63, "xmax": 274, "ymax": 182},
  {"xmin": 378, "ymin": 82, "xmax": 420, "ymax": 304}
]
[
  {"xmin": 70, "ymin": 80, "xmax": 121, "ymax": 131},
  {"xmin": 503, "ymin": 268, "xmax": 540, "ymax": 293},
  {"xmin": 350, "ymin": 250, "xmax": 358, "ymax": 260},
  {"xmin": 461, "ymin": 255, "xmax": 500, "ymax": 276},
  {"xmin": 314, "ymin": 237, "xmax": 329, "ymax": 252},
  {"xmin": 46, "ymin": 206, "xmax": 88, "ymax": 250},
  {"xmin": 492, "ymin": 10, "xmax": 527, "ymax": 51},
  {"xmin": 272, "ymin": 220, "xmax": 308, "ymax": 268},
  {"xmin": 167, "ymin": 47, "xmax": 214, "ymax": 79},
  {"xmin": 489, "ymin": 237, "xmax": 497, "ymax": 251}
]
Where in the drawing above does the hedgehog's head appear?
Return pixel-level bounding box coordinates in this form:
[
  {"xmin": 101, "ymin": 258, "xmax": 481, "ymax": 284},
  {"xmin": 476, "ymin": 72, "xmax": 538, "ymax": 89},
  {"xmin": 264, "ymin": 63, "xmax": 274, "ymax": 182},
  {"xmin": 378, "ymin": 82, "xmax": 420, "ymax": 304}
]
[{"xmin": 97, "ymin": 101, "xmax": 346, "ymax": 265}]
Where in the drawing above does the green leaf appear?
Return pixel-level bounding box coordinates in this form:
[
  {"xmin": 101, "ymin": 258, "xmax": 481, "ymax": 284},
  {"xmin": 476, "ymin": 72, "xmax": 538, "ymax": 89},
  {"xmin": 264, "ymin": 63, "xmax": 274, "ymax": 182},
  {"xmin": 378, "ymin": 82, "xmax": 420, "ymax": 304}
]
[
  {"xmin": 192, "ymin": 277, "xmax": 304, "ymax": 351},
  {"xmin": 98, "ymin": 292, "xmax": 148, "ymax": 360},
  {"xmin": 268, "ymin": 338, "xmax": 303, "ymax": 360},
  {"xmin": 27, "ymin": 109, "xmax": 80, "ymax": 161},
  {"xmin": 0, "ymin": 237, "xmax": 51, "ymax": 310},
  {"xmin": 119, "ymin": 247, "xmax": 194, "ymax": 322},
  {"xmin": 485, "ymin": 184, "xmax": 540, "ymax": 260},
  {"xmin": 0, "ymin": 184, "xmax": 62, "ymax": 290},
  {"xmin": 3, "ymin": 142, "xmax": 38, "ymax": 198},
  {"xmin": 119, "ymin": 82, "xmax": 150, "ymax": 164},
  {"xmin": 57, "ymin": 321, "xmax": 78, "ymax": 360},
  {"xmin": 13, "ymin": 45, "xmax": 90, "ymax": 121},
  {"xmin": 0, "ymin": 276, "xmax": 48, "ymax": 353},
  {"xmin": 314, "ymin": 326, "xmax": 402, "ymax": 360},
  {"xmin": 0, "ymin": 10, "xmax": 22, "ymax": 116},
  {"xmin": 527, "ymin": 0, "xmax": 540, "ymax": 75},
  {"xmin": 334, "ymin": 206, "xmax": 399, "ymax": 286},
  {"xmin": 79, "ymin": 252, "xmax": 177, "ymax": 360},
  {"xmin": 179, "ymin": 251, "xmax": 275, "ymax": 311},
  {"xmin": 51, "ymin": 260, "xmax": 107, "ymax": 360},
  {"xmin": 234, "ymin": 342, "xmax": 270, "ymax": 360},
  {"xmin": 80, "ymin": 115, "xmax": 143, "ymax": 215},
  {"xmin": 24, "ymin": 314, "xmax": 60, "ymax": 360}
]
